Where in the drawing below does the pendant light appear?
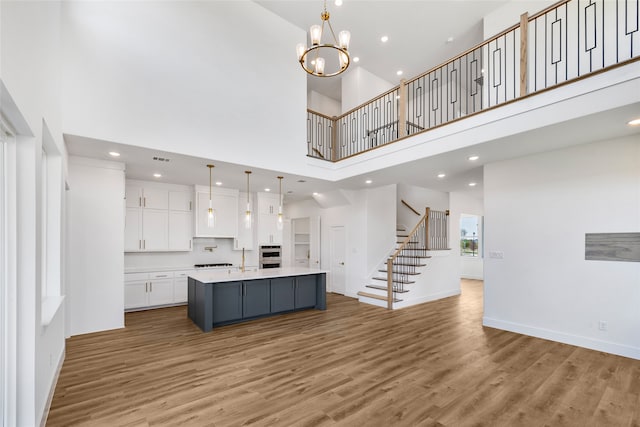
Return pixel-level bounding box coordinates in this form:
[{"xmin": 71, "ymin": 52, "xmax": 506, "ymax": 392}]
[
  {"xmin": 244, "ymin": 171, "xmax": 252, "ymax": 229},
  {"xmin": 277, "ymin": 176, "xmax": 284, "ymax": 231},
  {"xmin": 206, "ymin": 164, "xmax": 215, "ymax": 228}
]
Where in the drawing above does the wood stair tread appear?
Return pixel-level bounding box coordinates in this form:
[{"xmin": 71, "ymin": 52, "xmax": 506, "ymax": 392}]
[
  {"xmin": 395, "ymin": 255, "xmax": 431, "ymax": 259},
  {"xmin": 372, "ymin": 277, "xmax": 415, "ymax": 284},
  {"xmin": 378, "ymin": 269, "xmax": 420, "ymax": 275},
  {"xmin": 357, "ymin": 291, "xmax": 402, "ymax": 302},
  {"xmin": 366, "ymin": 284, "xmax": 409, "ymax": 293}
]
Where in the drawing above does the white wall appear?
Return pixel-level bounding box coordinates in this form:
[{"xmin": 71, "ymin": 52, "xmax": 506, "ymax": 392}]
[
  {"xmin": 483, "ymin": 136, "xmax": 640, "ymax": 359},
  {"xmin": 286, "ymin": 185, "xmax": 396, "ymax": 298},
  {"xmin": 61, "ymin": 1, "xmax": 309, "ymax": 176},
  {"xmin": 308, "ymin": 90, "xmax": 341, "ymax": 117},
  {"xmin": 341, "ymin": 66, "xmax": 394, "ymax": 113},
  {"xmin": 396, "ymin": 183, "xmax": 449, "ymax": 231},
  {"xmin": 68, "ymin": 157, "xmax": 125, "ymax": 336},
  {"xmin": 483, "ymin": 0, "xmax": 555, "ymax": 38},
  {"xmin": 1, "ymin": 1, "xmax": 68, "ymax": 424},
  {"xmin": 450, "ymin": 191, "xmax": 484, "ymax": 280}
]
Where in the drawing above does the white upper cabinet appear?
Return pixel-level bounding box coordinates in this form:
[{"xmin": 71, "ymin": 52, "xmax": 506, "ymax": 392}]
[
  {"xmin": 194, "ymin": 186, "xmax": 239, "ymax": 238},
  {"xmin": 257, "ymin": 192, "xmax": 282, "ymax": 245},
  {"xmin": 169, "ymin": 191, "xmax": 193, "ymax": 212},
  {"xmin": 125, "ymin": 180, "xmax": 192, "ymax": 252}
]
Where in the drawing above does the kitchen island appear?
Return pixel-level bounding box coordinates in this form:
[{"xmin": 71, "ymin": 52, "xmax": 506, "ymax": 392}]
[{"xmin": 188, "ymin": 267, "xmax": 327, "ymax": 332}]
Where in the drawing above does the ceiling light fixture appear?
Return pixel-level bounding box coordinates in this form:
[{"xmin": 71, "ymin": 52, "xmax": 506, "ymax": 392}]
[
  {"xmin": 313, "ymin": 192, "xmax": 319, "ymax": 196},
  {"xmin": 244, "ymin": 171, "xmax": 252, "ymax": 230},
  {"xmin": 353, "ymin": 56, "xmax": 360, "ymax": 63},
  {"xmin": 215, "ymin": 181, "xmax": 222, "ymax": 186},
  {"xmin": 365, "ymin": 179, "xmax": 372, "ymax": 184},
  {"xmin": 380, "ymin": 35, "xmax": 389, "ymax": 43},
  {"xmin": 277, "ymin": 176, "xmax": 284, "ymax": 231},
  {"xmin": 469, "ymin": 182, "xmax": 477, "ymax": 187},
  {"xmin": 437, "ymin": 173, "xmax": 446, "ymax": 178},
  {"xmin": 296, "ymin": 0, "xmax": 351, "ymax": 77},
  {"xmin": 396, "ymin": 70, "xmax": 403, "ymax": 76},
  {"xmin": 334, "ymin": 0, "xmax": 342, "ymax": 5},
  {"xmin": 265, "ymin": 188, "xmax": 271, "ymax": 192},
  {"xmin": 628, "ymin": 118, "xmax": 640, "ymax": 126},
  {"xmin": 206, "ymin": 165, "xmax": 216, "ymax": 228},
  {"xmin": 108, "ymin": 151, "xmax": 120, "ymax": 157},
  {"xmin": 153, "ymin": 173, "xmax": 162, "ymax": 178},
  {"xmin": 468, "ymin": 155, "xmax": 479, "ymax": 161}
]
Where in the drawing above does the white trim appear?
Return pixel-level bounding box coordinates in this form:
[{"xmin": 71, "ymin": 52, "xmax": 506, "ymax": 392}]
[
  {"xmin": 68, "ymin": 155, "xmax": 125, "ymax": 171},
  {"xmin": 483, "ymin": 317, "xmax": 640, "ymax": 361},
  {"xmin": 0, "ymin": 120, "xmax": 17, "ymax": 427},
  {"xmin": 38, "ymin": 349, "xmax": 65, "ymax": 427},
  {"xmin": 0, "ymin": 123, "xmax": 6, "ymax": 427}
]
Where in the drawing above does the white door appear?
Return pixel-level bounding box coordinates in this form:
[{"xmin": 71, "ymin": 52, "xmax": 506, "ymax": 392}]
[{"xmin": 329, "ymin": 226, "xmax": 346, "ymax": 295}]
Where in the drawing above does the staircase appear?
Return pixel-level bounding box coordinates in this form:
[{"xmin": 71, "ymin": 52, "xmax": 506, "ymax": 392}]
[{"xmin": 357, "ymin": 207, "xmax": 449, "ymax": 309}]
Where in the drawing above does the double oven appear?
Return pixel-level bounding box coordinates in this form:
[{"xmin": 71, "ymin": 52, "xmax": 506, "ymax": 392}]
[{"xmin": 259, "ymin": 245, "xmax": 281, "ymax": 269}]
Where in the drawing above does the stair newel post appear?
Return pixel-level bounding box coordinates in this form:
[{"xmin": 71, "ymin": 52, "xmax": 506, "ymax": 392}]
[
  {"xmin": 520, "ymin": 12, "xmax": 529, "ymax": 98},
  {"xmin": 387, "ymin": 258, "xmax": 393, "ymax": 309},
  {"xmin": 425, "ymin": 207, "xmax": 431, "ymax": 251}
]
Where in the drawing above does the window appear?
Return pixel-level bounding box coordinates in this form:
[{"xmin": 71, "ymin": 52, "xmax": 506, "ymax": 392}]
[{"xmin": 460, "ymin": 214, "xmax": 482, "ymax": 257}]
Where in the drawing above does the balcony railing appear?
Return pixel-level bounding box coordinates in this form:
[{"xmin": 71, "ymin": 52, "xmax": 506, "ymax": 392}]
[{"xmin": 307, "ymin": 0, "xmax": 640, "ymax": 162}]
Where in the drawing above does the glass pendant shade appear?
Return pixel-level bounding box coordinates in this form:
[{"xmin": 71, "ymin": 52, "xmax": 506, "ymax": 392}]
[
  {"xmin": 310, "ymin": 24, "xmax": 322, "ymax": 45},
  {"xmin": 277, "ymin": 210, "xmax": 284, "ymax": 231},
  {"xmin": 315, "ymin": 57, "xmax": 325, "ymax": 75},
  {"xmin": 245, "ymin": 204, "xmax": 252, "ymax": 229},
  {"xmin": 296, "ymin": 43, "xmax": 306, "ymax": 60},
  {"xmin": 339, "ymin": 30, "xmax": 350, "ymax": 49},
  {"xmin": 207, "ymin": 209, "xmax": 215, "ymax": 228}
]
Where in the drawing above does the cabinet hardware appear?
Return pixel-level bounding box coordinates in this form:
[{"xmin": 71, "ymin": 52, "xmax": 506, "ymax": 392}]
[
  {"xmin": 139, "ymin": 240, "xmax": 142, "ymax": 250},
  {"xmin": 189, "ymin": 240, "xmax": 192, "ymax": 249},
  {"xmin": 145, "ymin": 282, "xmax": 148, "ymax": 292},
  {"xmin": 139, "ymin": 196, "xmax": 142, "ymax": 207},
  {"xmin": 150, "ymin": 282, "xmax": 153, "ymax": 292},
  {"xmin": 189, "ymin": 201, "xmax": 192, "ymax": 211},
  {"xmin": 143, "ymin": 197, "xmax": 146, "ymax": 207},
  {"xmin": 156, "ymin": 275, "xmax": 168, "ymax": 278},
  {"xmin": 143, "ymin": 240, "xmax": 146, "ymax": 249}
]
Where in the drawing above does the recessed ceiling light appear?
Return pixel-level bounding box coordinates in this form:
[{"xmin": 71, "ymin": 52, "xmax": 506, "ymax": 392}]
[
  {"xmin": 153, "ymin": 173, "xmax": 162, "ymax": 178},
  {"xmin": 265, "ymin": 188, "xmax": 271, "ymax": 192},
  {"xmin": 380, "ymin": 35, "xmax": 389, "ymax": 43},
  {"xmin": 334, "ymin": 0, "xmax": 343, "ymax": 6},
  {"xmin": 437, "ymin": 173, "xmax": 446, "ymax": 178},
  {"xmin": 469, "ymin": 182, "xmax": 477, "ymax": 187},
  {"xmin": 468, "ymin": 155, "xmax": 479, "ymax": 161},
  {"xmin": 215, "ymin": 181, "xmax": 222, "ymax": 186},
  {"xmin": 396, "ymin": 70, "xmax": 403, "ymax": 76},
  {"xmin": 353, "ymin": 56, "xmax": 360, "ymax": 63},
  {"xmin": 365, "ymin": 179, "xmax": 372, "ymax": 184},
  {"xmin": 311, "ymin": 60, "xmax": 316, "ymax": 65},
  {"xmin": 628, "ymin": 118, "xmax": 640, "ymax": 126},
  {"xmin": 313, "ymin": 192, "xmax": 319, "ymax": 196},
  {"xmin": 446, "ymin": 37, "xmax": 454, "ymax": 43},
  {"xmin": 108, "ymin": 151, "xmax": 120, "ymax": 157}
]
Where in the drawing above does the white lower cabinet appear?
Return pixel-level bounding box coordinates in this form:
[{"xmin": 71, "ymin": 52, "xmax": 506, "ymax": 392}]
[{"xmin": 125, "ymin": 270, "xmax": 194, "ymax": 310}]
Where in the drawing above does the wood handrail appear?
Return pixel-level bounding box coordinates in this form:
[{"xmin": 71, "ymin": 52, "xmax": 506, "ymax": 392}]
[
  {"xmin": 401, "ymin": 200, "xmax": 420, "ymax": 216},
  {"xmin": 389, "ymin": 213, "xmax": 427, "ymax": 264}
]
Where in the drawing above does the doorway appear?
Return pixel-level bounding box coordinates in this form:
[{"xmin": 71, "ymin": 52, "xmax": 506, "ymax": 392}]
[{"xmin": 329, "ymin": 226, "xmax": 346, "ymax": 295}]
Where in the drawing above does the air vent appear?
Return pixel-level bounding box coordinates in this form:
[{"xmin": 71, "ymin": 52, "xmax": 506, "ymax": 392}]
[
  {"xmin": 297, "ymin": 179, "xmax": 306, "ymax": 183},
  {"xmin": 152, "ymin": 156, "xmax": 171, "ymax": 162}
]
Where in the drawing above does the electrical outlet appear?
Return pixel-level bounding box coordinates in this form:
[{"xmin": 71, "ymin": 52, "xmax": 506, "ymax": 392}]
[
  {"xmin": 598, "ymin": 320, "xmax": 608, "ymax": 331},
  {"xmin": 489, "ymin": 251, "xmax": 504, "ymax": 259}
]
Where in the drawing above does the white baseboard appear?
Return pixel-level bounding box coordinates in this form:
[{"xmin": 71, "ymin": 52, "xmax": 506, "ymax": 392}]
[
  {"xmin": 394, "ymin": 289, "xmax": 461, "ymax": 310},
  {"xmin": 483, "ymin": 317, "xmax": 640, "ymax": 360},
  {"xmin": 357, "ymin": 294, "xmax": 388, "ymax": 309},
  {"xmin": 460, "ymin": 274, "xmax": 483, "ymax": 280},
  {"xmin": 40, "ymin": 349, "xmax": 65, "ymax": 427}
]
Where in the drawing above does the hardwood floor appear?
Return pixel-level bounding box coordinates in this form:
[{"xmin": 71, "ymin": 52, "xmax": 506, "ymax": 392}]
[{"xmin": 48, "ymin": 280, "xmax": 640, "ymax": 426}]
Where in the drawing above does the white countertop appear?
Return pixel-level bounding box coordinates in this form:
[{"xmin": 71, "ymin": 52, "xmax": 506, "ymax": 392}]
[
  {"xmin": 124, "ymin": 265, "xmax": 258, "ymax": 274},
  {"xmin": 189, "ymin": 266, "xmax": 328, "ymax": 284}
]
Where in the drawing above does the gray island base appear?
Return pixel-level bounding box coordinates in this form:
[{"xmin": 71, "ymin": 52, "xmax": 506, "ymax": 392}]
[{"xmin": 188, "ymin": 267, "xmax": 327, "ymax": 332}]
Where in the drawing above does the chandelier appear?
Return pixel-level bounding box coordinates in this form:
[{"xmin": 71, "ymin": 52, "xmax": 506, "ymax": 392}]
[{"xmin": 296, "ymin": 0, "xmax": 351, "ymax": 77}]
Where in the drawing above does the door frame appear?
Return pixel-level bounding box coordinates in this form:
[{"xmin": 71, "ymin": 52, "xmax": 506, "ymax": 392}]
[{"xmin": 329, "ymin": 225, "xmax": 346, "ymax": 295}]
